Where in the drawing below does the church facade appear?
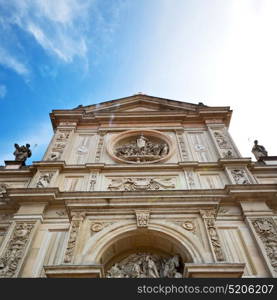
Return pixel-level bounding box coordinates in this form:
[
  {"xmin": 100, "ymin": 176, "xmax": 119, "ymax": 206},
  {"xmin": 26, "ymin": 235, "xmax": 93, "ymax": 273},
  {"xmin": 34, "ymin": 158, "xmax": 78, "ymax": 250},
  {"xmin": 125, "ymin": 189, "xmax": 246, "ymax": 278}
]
[{"xmin": 0, "ymin": 94, "xmax": 277, "ymax": 278}]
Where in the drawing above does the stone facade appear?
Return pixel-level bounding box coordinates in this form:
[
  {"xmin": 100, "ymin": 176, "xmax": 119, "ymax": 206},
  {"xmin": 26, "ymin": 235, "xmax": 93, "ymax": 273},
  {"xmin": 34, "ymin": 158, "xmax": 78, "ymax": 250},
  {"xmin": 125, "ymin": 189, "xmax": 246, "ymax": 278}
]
[{"xmin": 0, "ymin": 94, "xmax": 276, "ymax": 278}]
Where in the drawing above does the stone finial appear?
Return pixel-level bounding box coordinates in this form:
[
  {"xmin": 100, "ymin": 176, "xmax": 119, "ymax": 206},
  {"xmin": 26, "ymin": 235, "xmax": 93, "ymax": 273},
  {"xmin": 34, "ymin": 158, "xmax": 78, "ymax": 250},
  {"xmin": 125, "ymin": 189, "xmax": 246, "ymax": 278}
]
[
  {"xmin": 252, "ymin": 140, "xmax": 268, "ymax": 161},
  {"xmin": 13, "ymin": 143, "xmax": 32, "ymax": 166}
]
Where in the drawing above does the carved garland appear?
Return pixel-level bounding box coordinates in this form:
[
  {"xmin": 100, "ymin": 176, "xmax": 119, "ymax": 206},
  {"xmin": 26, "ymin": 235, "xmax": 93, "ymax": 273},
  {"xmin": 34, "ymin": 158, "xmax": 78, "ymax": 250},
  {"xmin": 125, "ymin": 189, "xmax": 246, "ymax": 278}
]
[
  {"xmin": 230, "ymin": 169, "xmax": 251, "ymax": 184},
  {"xmin": 252, "ymin": 218, "xmax": 277, "ymax": 273},
  {"xmin": 200, "ymin": 209, "xmax": 225, "ymax": 261},
  {"xmin": 0, "ymin": 222, "xmax": 34, "ymax": 278}
]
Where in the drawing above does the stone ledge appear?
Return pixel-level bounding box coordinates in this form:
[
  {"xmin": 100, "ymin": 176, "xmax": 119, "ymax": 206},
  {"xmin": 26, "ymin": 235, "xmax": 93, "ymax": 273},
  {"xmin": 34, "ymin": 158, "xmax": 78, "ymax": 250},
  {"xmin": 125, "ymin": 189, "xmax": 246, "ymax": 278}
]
[
  {"xmin": 184, "ymin": 263, "xmax": 245, "ymax": 278},
  {"xmin": 44, "ymin": 264, "xmax": 104, "ymax": 278}
]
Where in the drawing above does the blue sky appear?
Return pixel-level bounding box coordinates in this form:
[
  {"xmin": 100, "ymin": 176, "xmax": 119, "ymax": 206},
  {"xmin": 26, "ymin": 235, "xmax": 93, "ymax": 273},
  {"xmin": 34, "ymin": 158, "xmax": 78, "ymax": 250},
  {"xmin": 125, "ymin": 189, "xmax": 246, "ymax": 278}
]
[{"xmin": 0, "ymin": 0, "xmax": 277, "ymax": 164}]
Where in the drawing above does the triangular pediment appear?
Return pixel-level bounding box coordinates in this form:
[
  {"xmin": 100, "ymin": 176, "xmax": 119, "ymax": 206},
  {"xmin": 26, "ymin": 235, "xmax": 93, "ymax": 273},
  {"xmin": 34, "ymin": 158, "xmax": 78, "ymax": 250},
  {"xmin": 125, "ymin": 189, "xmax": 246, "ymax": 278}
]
[{"xmin": 82, "ymin": 94, "xmax": 203, "ymax": 114}]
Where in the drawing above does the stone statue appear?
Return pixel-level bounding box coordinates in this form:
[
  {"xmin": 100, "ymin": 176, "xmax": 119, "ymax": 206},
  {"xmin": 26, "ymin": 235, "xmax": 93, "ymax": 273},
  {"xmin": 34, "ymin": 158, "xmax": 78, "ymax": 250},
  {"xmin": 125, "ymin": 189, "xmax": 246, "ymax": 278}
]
[
  {"xmin": 252, "ymin": 140, "xmax": 268, "ymax": 161},
  {"xmin": 13, "ymin": 143, "xmax": 32, "ymax": 166}
]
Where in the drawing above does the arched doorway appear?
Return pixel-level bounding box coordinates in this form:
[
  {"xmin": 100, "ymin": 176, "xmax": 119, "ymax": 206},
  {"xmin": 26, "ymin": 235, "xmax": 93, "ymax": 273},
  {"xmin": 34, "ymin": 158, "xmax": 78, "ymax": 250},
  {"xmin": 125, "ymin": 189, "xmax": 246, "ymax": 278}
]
[{"xmin": 98, "ymin": 227, "xmax": 195, "ymax": 278}]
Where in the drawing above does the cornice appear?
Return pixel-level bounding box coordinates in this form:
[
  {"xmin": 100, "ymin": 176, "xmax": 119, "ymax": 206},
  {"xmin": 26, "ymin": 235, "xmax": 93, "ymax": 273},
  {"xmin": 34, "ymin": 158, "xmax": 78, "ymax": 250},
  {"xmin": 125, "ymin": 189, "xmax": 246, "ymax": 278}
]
[{"xmin": 3, "ymin": 184, "xmax": 277, "ymax": 209}]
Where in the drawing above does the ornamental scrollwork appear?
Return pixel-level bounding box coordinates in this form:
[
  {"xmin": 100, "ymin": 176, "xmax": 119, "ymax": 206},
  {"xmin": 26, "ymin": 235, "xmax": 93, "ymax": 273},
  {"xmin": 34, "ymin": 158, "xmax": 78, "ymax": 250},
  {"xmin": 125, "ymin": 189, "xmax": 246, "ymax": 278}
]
[{"xmin": 0, "ymin": 222, "xmax": 34, "ymax": 278}]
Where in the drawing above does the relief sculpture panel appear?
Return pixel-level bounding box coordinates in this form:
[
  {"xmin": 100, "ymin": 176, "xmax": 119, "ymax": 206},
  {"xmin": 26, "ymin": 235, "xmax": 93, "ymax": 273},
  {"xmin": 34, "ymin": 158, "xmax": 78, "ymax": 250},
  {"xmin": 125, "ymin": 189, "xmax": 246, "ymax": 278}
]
[{"xmin": 107, "ymin": 177, "xmax": 176, "ymax": 191}]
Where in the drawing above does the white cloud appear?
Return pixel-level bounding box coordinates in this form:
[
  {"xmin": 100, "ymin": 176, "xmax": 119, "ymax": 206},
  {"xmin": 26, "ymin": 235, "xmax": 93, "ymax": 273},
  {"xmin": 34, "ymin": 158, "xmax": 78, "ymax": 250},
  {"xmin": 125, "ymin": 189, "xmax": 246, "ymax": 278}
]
[
  {"xmin": 0, "ymin": 0, "xmax": 92, "ymax": 63},
  {"xmin": 0, "ymin": 84, "xmax": 7, "ymax": 98},
  {"xmin": 0, "ymin": 46, "xmax": 29, "ymax": 75}
]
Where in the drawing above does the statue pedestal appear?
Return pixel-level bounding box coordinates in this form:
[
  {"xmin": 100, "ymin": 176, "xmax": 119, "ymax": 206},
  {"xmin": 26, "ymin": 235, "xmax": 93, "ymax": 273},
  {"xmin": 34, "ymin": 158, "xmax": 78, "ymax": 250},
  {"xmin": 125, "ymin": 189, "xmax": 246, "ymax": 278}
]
[
  {"xmin": 259, "ymin": 156, "xmax": 277, "ymax": 165},
  {"xmin": 4, "ymin": 160, "xmax": 24, "ymax": 169}
]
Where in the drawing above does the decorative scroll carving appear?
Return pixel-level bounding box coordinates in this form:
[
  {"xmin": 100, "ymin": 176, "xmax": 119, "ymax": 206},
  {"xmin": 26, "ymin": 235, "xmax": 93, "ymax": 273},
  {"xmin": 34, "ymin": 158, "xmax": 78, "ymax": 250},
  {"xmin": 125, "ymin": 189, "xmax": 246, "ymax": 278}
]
[
  {"xmin": 135, "ymin": 210, "xmax": 150, "ymax": 228},
  {"xmin": 114, "ymin": 134, "xmax": 169, "ymax": 163},
  {"xmin": 36, "ymin": 172, "xmax": 54, "ymax": 188},
  {"xmin": 91, "ymin": 222, "xmax": 104, "ymax": 232},
  {"xmin": 64, "ymin": 212, "xmax": 85, "ymax": 263},
  {"xmin": 108, "ymin": 177, "xmax": 175, "ymax": 191},
  {"xmin": 106, "ymin": 253, "xmax": 182, "ymax": 278},
  {"xmin": 231, "ymin": 169, "xmax": 250, "ymax": 184},
  {"xmin": 200, "ymin": 209, "xmax": 225, "ymax": 261},
  {"xmin": 95, "ymin": 132, "xmax": 105, "ymax": 162},
  {"xmin": 0, "ymin": 222, "xmax": 34, "ymax": 278},
  {"xmin": 176, "ymin": 130, "xmax": 188, "ymax": 160},
  {"xmin": 222, "ymin": 150, "xmax": 234, "ymax": 158},
  {"xmin": 47, "ymin": 130, "xmax": 71, "ymax": 161},
  {"xmin": 252, "ymin": 218, "xmax": 277, "ymax": 273}
]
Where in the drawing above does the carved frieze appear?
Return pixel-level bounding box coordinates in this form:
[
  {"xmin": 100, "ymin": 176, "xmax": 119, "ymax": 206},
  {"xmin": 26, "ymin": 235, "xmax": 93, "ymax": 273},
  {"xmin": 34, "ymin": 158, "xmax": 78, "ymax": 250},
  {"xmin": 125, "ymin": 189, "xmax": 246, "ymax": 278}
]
[
  {"xmin": 252, "ymin": 218, "xmax": 277, "ymax": 273},
  {"xmin": 36, "ymin": 172, "xmax": 54, "ymax": 188},
  {"xmin": 108, "ymin": 177, "xmax": 176, "ymax": 191},
  {"xmin": 200, "ymin": 209, "xmax": 225, "ymax": 261},
  {"xmin": 47, "ymin": 130, "xmax": 71, "ymax": 161},
  {"xmin": 0, "ymin": 222, "xmax": 34, "ymax": 278},
  {"xmin": 106, "ymin": 253, "xmax": 182, "ymax": 278},
  {"xmin": 230, "ymin": 169, "xmax": 250, "ymax": 184},
  {"xmin": 135, "ymin": 210, "xmax": 150, "ymax": 228}
]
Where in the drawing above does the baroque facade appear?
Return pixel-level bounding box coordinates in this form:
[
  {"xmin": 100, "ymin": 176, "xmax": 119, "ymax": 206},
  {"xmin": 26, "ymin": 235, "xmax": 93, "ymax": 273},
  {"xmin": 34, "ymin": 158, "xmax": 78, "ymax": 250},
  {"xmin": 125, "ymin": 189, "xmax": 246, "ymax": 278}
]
[{"xmin": 0, "ymin": 94, "xmax": 277, "ymax": 278}]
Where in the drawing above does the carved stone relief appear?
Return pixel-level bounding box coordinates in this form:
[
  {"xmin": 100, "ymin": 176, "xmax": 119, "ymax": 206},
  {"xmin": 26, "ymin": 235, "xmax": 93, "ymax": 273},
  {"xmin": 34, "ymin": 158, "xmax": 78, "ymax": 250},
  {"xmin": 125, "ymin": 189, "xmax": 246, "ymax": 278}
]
[
  {"xmin": 231, "ymin": 169, "xmax": 251, "ymax": 184},
  {"xmin": 184, "ymin": 171, "xmax": 196, "ymax": 189},
  {"xmin": 114, "ymin": 134, "xmax": 169, "ymax": 163},
  {"xmin": 212, "ymin": 129, "xmax": 236, "ymax": 158},
  {"xmin": 36, "ymin": 172, "xmax": 54, "ymax": 188},
  {"xmin": 0, "ymin": 183, "xmax": 8, "ymax": 195},
  {"xmin": 176, "ymin": 130, "xmax": 188, "ymax": 160},
  {"xmin": 47, "ymin": 130, "xmax": 71, "ymax": 161},
  {"xmin": 200, "ymin": 209, "xmax": 225, "ymax": 261},
  {"xmin": 106, "ymin": 253, "xmax": 182, "ymax": 278},
  {"xmin": 89, "ymin": 173, "xmax": 97, "ymax": 191},
  {"xmin": 0, "ymin": 222, "xmax": 34, "ymax": 277},
  {"xmin": 64, "ymin": 212, "xmax": 85, "ymax": 263},
  {"xmin": 182, "ymin": 220, "xmax": 196, "ymax": 234},
  {"xmin": 76, "ymin": 135, "xmax": 92, "ymax": 164},
  {"xmin": 108, "ymin": 177, "xmax": 176, "ymax": 191},
  {"xmin": 252, "ymin": 218, "xmax": 277, "ymax": 273},
  {"xmin": 135, "ymin": 210, "xmax": 150, "ymax": 228},
  {"xmin": 95, "ymin": 132, "xmax": 106, "ymax": 162}
]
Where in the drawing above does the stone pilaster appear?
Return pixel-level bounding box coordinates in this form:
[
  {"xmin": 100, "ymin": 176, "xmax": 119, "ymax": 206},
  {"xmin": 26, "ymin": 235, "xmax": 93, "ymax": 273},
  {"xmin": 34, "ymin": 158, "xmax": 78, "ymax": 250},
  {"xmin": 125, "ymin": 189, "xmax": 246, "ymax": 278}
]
[
  {"xmin": 63, "ymin": 211, "xmax": 86, "ymax": 264},
  {"xmin": 200, "ymin": 209, "xmax": 225, "ymax": 262}
]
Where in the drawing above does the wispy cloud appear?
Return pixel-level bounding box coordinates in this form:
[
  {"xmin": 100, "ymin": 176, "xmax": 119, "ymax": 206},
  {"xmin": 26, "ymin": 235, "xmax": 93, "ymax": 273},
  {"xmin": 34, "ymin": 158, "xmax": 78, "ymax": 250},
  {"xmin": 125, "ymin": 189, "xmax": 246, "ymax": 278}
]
[
  {"xmin": 0, "ymin": 46, "xmax": 29, "ymax": 76},
  {"xmin": 0, "ymin": 0, "xmax": 92, "ymax": 63},
  {"xmin": 0, "ymin": 84, "xmax": 7, "ymax": 99}
]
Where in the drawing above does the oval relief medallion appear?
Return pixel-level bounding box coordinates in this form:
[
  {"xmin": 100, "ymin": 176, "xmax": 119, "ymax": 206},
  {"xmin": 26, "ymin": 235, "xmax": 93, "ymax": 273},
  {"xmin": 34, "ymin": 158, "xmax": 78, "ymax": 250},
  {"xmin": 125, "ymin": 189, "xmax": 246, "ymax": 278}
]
[{"xmin": 107, "ymin": 130, "xmax": 174, "ymax": 164}]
